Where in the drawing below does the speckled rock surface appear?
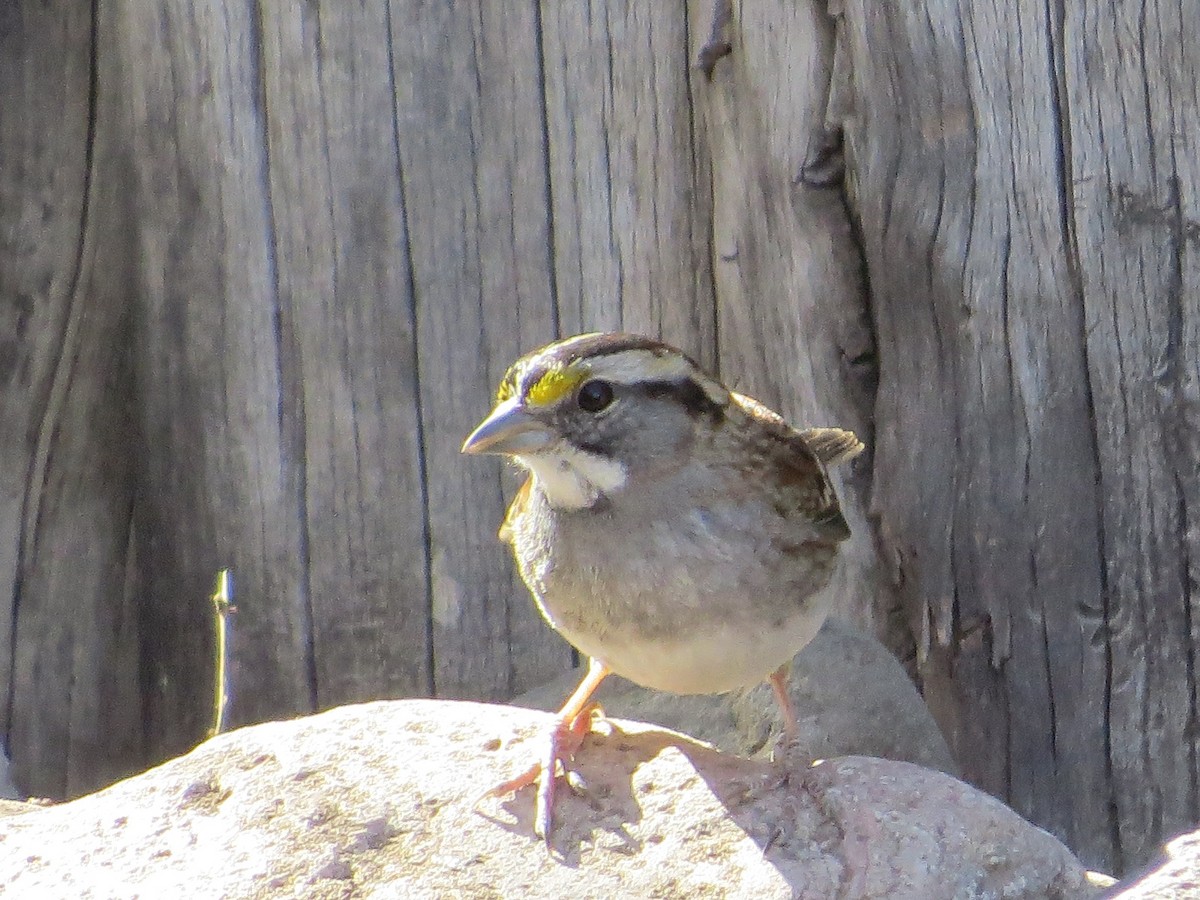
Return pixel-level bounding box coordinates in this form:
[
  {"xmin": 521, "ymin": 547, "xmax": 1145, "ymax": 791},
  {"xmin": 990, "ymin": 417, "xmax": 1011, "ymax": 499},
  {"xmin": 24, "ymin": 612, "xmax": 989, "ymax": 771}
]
[
  {"xmin": 0, "ymin": 699, "xmax": 1098, "ymax": 899},
  {"xmin": 1103, "ymin": 830, "xmax": 1200, "ymax": 898}
]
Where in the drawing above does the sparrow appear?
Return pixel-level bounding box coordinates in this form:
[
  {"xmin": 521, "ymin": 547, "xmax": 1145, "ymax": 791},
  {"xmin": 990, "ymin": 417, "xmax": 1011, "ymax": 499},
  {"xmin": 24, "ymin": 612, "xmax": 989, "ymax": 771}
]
[{"xmin": 463, "ymin": 332, "xmax": 862, "ymax": 841}]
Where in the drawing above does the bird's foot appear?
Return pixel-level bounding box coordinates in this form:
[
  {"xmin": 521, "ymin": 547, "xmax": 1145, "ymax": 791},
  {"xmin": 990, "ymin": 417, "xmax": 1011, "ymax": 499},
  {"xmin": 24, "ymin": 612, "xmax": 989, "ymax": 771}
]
[
  {"xmin": 486, "ymin": 701, "xmax": 603, "ymax": 842},
  {"xmin": 770, "ymin": 731, "xmax": 818, "ymax": 788}
]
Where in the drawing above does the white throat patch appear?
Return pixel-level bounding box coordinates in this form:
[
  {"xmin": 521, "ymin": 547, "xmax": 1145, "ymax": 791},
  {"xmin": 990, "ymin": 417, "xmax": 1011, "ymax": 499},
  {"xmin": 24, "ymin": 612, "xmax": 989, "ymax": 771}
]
[{"xmin": 518, "ymin": 446, "xmax": 627, "ymax": 510}]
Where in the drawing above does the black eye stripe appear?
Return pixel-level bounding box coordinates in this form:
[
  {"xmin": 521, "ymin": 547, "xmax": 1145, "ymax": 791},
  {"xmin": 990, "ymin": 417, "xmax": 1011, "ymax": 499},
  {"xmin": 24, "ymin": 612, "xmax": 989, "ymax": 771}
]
[{"xmin": 628, "ymin": 378, "xmax": 724, "ymax": 419}]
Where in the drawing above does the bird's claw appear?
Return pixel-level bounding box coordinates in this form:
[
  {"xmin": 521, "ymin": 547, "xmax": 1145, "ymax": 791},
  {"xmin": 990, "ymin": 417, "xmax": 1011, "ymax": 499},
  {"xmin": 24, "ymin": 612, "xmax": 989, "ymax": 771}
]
[{"xmin": 486, "ymin": 702, "xmax": 602, "ymax": 844}]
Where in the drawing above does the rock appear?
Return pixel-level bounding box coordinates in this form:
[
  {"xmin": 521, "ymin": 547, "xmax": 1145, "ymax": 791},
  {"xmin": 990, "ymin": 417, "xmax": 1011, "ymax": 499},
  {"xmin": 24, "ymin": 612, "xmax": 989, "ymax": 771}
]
[
  {"xmin": 0, "ymin": 799, "xmax": 45, "ymax": 818},
  {"xmin": 515, "ymin": 617, "xmax": 958, "ymax": 775},
  {"xmin": 0, "ymin": 699, "xmax": 1101, "ymax": 898},
  {"xmin": 1102, "ymin": 829, "xmax": 1200, "ymax": 897}
]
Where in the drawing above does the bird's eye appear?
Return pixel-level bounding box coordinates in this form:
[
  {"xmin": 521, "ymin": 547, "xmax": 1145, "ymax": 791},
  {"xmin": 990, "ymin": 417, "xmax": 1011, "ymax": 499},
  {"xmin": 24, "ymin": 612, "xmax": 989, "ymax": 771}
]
[{"xmin": 576, "ymin": 379, "xmax": 614, "ymax": 413}]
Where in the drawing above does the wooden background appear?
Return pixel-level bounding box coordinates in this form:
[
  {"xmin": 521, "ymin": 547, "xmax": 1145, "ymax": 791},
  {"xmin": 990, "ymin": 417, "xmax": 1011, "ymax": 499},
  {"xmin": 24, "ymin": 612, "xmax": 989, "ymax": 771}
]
[{"xmin": 0, "ymin": 0, "xmax": 1195, "ymax": 876}]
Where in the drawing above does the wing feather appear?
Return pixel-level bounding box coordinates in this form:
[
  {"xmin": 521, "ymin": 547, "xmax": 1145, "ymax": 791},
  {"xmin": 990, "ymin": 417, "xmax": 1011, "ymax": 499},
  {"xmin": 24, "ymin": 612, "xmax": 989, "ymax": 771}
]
[
  {"xmin": 730, "ymin": 393, "xmax": 860, "ymax": 543},
  {"xmin": 799, "ymin": 427, "xmax": 864, "ymax": 467},
  {"xmin": 498, "ymin": 476, "xmax": 533, "ymax": 545}
]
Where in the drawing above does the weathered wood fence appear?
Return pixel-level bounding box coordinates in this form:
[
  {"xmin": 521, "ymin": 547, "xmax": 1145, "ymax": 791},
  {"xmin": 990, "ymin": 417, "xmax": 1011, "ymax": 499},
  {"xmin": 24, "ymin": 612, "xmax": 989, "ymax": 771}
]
[{"xmin": 1, "ymin": 0, "xmax": 1195, "ymax": 876}]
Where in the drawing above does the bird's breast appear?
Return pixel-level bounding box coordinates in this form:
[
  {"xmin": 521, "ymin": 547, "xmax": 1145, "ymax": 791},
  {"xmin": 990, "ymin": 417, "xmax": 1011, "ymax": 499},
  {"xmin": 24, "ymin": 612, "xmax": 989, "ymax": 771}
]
[{"xmin": 508, "ymin": 485, "xmax": 840, "ymax": 693}]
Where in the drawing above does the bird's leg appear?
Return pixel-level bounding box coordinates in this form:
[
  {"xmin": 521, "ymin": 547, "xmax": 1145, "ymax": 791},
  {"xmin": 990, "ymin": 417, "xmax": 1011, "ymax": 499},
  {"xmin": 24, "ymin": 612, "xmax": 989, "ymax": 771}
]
[
  {"xmin": 488, "ymin": 657, "xmax": 611, "ymax": 842},
  {"xmin": 769, "ymin": 663, "xmax": 821, "ymax": 789},
  {"xmin": 768, "ymin": 664, "xmax": 799, "ymax": 739}
]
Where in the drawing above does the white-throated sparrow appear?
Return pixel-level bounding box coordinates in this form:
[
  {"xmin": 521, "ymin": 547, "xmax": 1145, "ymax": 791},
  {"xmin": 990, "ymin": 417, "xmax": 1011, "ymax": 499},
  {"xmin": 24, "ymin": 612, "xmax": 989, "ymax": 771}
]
[{"xmin": 462, "ymin": 332, "xmax": 862, "ymax": 841}]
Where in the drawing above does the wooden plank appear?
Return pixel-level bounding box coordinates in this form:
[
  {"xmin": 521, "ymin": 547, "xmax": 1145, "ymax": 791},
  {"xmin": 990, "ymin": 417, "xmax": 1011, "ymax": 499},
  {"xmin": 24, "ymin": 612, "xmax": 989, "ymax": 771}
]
[
  {"xmin": 254, "ymin": 2, "xmax": 433, "ymax": 704},
  {"xmin": 390, "ymin": 0, "xmax": 571, "ymax": 699},
  {"xmin": 115, "ymin": 0, "xmax": 311, "ymax": 752},
  {"xmin": 695, "ymin": 0, "xmax": 885, "ymax": 631},
  {"xmin": 541, "ymin": 1, "xmax": 716, "ymax": 365},
  {"xmin": 0, "ymin": 0, "xmax": 145, "ymax": 798},
  {"xmin": 9, "ymin": 265, "xmax": 143, "ymax": 798},
  {"xmin": 0, "ymin": 0, "xmax": 90, "ymax": 745},
  {"xmin": 836, "ymin": 0, "xmax": 1145, "ymax": 872},
  {"xmin": 1062, "ymin": 0, "xmax": 1200, "ymax": 870}
]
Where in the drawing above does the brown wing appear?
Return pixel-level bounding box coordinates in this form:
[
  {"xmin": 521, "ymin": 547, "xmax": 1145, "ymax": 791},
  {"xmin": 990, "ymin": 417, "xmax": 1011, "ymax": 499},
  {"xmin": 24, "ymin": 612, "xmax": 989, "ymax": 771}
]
[
  {"xmin": 731, "ymin": 393, "xmax": 858, "ymax": 543},
  {"xmin": 498, "ymin": 476, "xmax": 533, "ymax": 545}
]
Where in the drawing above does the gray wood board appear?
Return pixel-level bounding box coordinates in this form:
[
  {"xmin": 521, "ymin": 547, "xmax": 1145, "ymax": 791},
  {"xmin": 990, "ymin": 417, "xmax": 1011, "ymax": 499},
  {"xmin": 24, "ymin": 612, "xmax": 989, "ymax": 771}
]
[{"xmin": 836, "ymin": 0, "xmax": 1198, "ymax": 872}]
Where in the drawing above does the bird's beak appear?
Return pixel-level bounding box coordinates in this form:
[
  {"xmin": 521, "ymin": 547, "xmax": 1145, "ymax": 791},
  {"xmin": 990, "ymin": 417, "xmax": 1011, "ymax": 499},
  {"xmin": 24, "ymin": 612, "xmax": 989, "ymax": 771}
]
[{"xmin": 461, "ymin": 398, "xmax": 556, "ymax": 456}]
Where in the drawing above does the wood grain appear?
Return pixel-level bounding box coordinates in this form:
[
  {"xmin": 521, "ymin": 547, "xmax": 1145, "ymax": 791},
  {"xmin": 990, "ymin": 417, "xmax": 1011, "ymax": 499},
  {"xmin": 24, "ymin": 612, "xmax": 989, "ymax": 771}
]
[
  {"xmin": 115, "ymin": 0, "xmax": 312, "ymax": 753},
  {"xmin": 0, "ymin": 0, "xmax": 144, "ymax": 798},
  {"xmin": 836, "ymin": 0, "xmax": 1198, "ymax": 872},
  {"xmin": 1063, "ymin": 0, "xmax": 1200, "ymax": 870},
  {"xmin": 388, "ymin": 0, "xmax": 571, "ymax": 699},
  {"xmin": 541, "ymin": 1, "xmax": 717, "ymax": 365},
  {"xmin": 254, "ymin": 1, "xmax": 432, "ymax": 707}
]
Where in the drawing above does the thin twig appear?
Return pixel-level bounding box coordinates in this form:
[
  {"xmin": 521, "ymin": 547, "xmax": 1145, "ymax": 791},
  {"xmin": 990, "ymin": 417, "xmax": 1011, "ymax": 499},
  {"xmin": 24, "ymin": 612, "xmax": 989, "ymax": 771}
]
[{"xmin": 208, "ymin": 569, "xmax": 235, "ymax": 738}]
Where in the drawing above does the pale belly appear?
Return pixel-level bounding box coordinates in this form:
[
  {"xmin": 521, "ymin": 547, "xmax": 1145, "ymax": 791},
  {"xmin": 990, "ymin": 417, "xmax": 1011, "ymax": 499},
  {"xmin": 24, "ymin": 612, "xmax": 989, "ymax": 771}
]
[
  {"xmin": 511, "ymin": 469, "xmax": 843, "ymax": 695},
  {"xmin": 545, "ymin": 587, "xmax": 836, "ymax": 694}
]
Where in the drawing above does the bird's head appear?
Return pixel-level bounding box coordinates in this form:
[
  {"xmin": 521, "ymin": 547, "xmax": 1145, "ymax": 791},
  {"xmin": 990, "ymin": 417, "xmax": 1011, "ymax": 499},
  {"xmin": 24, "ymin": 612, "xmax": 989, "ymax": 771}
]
[{"xmin": 462, "ymin": 332, "xmax": 729, "ymax": 510}]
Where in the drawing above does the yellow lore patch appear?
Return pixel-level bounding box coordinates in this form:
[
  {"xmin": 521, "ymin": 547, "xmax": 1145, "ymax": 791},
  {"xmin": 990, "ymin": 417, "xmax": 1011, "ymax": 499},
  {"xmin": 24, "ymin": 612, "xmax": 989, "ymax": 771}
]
[
  {"xmin": 493, "ymin": 361, "xmax": 587, "ymax": 407},
  {"xmin": 525, "ymin": 365, "xmax": 586, "ymax": 408},
  {"xmin": 495, "ymin": 371, "xmax": 518, "ymax": 403}
]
